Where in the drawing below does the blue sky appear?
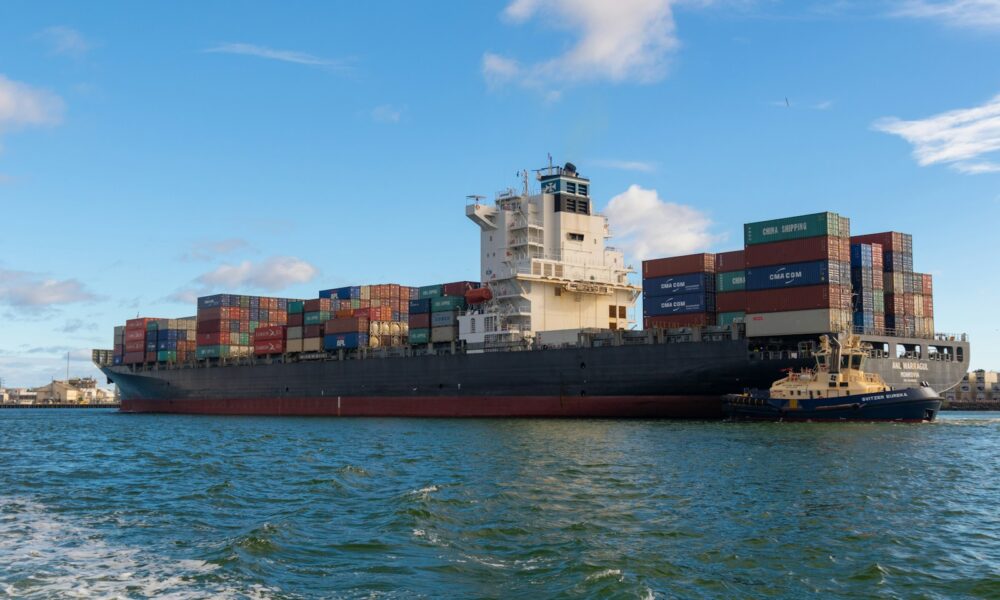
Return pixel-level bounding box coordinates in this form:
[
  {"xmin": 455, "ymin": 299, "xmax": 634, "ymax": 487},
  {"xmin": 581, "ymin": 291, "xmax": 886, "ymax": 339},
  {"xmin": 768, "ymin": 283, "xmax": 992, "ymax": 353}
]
[{"xmin": 1, "ymin": 0, "xmax": 998, "ymax": 386}]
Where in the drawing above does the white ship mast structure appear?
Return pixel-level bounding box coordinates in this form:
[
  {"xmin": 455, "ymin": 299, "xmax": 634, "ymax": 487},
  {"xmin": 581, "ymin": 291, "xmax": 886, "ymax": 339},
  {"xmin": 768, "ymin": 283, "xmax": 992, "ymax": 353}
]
[{"xmin": 460, "ymin": 160, "xmax": 640, "ymax": 351}]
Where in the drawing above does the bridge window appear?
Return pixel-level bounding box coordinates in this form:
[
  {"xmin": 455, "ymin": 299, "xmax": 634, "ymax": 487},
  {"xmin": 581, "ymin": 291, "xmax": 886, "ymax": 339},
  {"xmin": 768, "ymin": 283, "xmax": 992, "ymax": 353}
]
[
  {"xmin": 567, "ymin": 233, "xmax": 584, "ymax": 242},
  {"xmin": 957, "ymin": 347, "xmax": 964, "ymax": 363}
]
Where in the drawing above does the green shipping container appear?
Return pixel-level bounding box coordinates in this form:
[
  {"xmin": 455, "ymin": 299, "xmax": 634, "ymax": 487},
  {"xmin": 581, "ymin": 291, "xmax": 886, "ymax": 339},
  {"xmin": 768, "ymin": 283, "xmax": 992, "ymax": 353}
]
[
  {"xmin": 744, "ymin": 212, "xmax": 842, "ymax": 246},
  {"xmin": 418, "ymin": 285, "xmax": 444, "ymax": 299},
  {"xmin": 716, "ymin": 270, "xmax": 746, "ymax": 292},
  {"xmin": 431, "ymin": 296, "xmax": 466, "ymax": 312},
  {"xmin": 156, "ymin": 350, "xmax": 177, "ymax": 362},
  {"xmin": 288, "ymin": 301, "xmax": 305, "ymax": 314},
  {"xmin": 717, "ymin": 311, "xmax": 746, "ymax": 327},
  {"xmin": 408, "ymin": 328, "xmax": 431, "ymax": 344},
  {"xmin": 196, "ymin": 345, "xmax": 230, "ymax": 359},
  {"xmin": 304, "ymin": 311, "xmax": 331, "ymax": 325}
]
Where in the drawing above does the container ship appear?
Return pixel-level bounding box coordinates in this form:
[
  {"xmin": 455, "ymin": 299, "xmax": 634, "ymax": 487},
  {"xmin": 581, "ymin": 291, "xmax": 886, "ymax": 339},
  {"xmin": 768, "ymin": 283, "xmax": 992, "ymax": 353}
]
[{"xmin": 94, "ymin": 161, "xmax": 969, "ymax": 418}]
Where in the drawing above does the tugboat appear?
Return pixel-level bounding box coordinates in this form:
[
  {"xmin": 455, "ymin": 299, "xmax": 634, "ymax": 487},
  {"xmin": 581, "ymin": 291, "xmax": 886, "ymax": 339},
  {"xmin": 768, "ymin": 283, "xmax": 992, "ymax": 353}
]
[{"xmin": 724, "ymin": 333, "xmax": 942, "ymax": 422}]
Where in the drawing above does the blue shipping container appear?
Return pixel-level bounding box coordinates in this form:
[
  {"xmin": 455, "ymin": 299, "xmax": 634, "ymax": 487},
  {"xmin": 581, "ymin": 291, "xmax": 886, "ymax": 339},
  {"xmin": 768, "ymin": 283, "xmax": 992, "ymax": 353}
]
[
  {"xmin": 850, "ymin": 244, "xmax": 873, "ymax": 268},
  {"xmin": 745, "ymin": 261, "xmax": 831, "ymax": 290},
  {"xmin": 323, "ymin": 333, "xmax": 368, "ymax": 350},
  {"xmin": 643, "ymin": 292, "xmax": 715, "ymax": 316},
  {"xmin": 319, "ymin": 286, "xmax": 360, "ymax": 300},
  {"xmin": 198, "ymin": 294, "xmax": 226, "ymax": 309},
  {"xmin": 409, "ymin": 298, "xmax": 431, "ymax": 314},
  {"xmin": 853, "ymin": 312, "xmax": 875, "ymax": 329},
  {"xmin": 642, "ymin": 273, "xmax": 712, "ymax": 297}
]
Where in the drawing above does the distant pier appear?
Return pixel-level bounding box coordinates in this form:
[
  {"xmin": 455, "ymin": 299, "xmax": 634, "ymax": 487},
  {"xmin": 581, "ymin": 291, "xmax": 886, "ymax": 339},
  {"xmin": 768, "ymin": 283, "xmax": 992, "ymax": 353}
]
[{"xmin": 0, "ymin": 403, "xmax": 120, "ymax": 409}]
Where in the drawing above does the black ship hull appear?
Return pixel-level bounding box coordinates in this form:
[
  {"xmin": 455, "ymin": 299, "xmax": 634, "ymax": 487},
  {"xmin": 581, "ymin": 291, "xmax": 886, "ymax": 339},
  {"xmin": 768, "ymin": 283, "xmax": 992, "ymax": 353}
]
[{"xmin": 103, "ymin": 334, "xmax": 968, "ymax": 418}]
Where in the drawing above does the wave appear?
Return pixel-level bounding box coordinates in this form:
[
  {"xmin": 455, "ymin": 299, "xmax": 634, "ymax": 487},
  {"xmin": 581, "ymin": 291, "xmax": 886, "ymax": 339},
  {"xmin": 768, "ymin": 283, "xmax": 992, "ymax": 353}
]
[{"xmin": 0, "ymin": 496, "xmax": 285, "ymax": 599}]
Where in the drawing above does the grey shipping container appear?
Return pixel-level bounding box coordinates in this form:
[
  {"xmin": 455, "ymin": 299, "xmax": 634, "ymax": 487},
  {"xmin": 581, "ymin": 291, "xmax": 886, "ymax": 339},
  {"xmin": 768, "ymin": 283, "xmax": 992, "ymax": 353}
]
[
  {"xmin": 745, "ymin": 308, "xmax": 851, "ymax": 337},
  {"xmin": 431, "ymin": 326, "xmax": 457, "ymax": 343}
]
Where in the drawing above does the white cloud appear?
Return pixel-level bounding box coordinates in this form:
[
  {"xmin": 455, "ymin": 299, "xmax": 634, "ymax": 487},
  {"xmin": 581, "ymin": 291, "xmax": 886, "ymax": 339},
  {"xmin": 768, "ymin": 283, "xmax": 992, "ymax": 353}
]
[
  {"xmin": 603, "ymin": 185, "xmax": 720, "ymax": 261},
  {"xmin": 36, "ymin": 26, "xmax": 92, "ymax": 57},
  {"xmin": 0, "ymin": 75, "xmax": 65, "ymax": 131},
  {"xmin": 483, "ymin": 0, "xmax": 679, "ymax": 96},
  {"xmin": 0, "ymin": 269, "xmax": 98, "ymax": 307},
  {"xmin": 591, "ymin": 159, "xmax": 657, "ymax": 172},
  {"xmin": 370, "ymin": 104, "xmax": 403, "ymax": 123},
  {"xmin": 482, "ymin": 53, "xmax": 522, "ymax": 88},
  {"xmin": 204, "ymin": 43, "xmax": 349, "ymax": 70},
  {"xmin": 873, "ymin": 93, "xmax": 1000, "ymax": 174},
  {"xmin": 59, "ymin": 319, "xmax": 99, "ymax": 333},
  {"xmin": 893, "ymin": 0, "xmax": 1000, "ymax": 28},
  {"xmin": 197, "ymin": 256, "xmax": 318, "ymax": 290}
]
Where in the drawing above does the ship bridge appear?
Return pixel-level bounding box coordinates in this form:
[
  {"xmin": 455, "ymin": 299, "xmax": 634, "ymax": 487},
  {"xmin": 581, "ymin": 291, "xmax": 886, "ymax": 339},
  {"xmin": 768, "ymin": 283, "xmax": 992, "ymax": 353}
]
[{"xmin": 462, "ymin": 161, "xmax": 640, "ymax": 347}]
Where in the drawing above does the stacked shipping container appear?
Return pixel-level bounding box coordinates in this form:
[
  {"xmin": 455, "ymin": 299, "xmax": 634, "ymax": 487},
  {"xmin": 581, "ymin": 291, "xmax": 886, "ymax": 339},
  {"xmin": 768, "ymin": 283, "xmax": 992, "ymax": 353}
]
[
  {"xmin": 640, "ymin": 213, "xmax": 938, "ymax": 339},
  {"xmin": 641, "ymin": 254, "xmax": 716, "ymax": 328},
  {"xmin": 196, "ymin": 294, "xmax": 294, "ymax": 359},
  {"xmin": 849, "ymin": 232, "xmax": 932, "ymax": 337},
  {"xmin": 850, "ymin": 243, "xmax": 885, "ymax": 333},
  {"xmin": 409, "ymin": 281, "xmax": 478, "ymax": 344},
  {"xmin": 319, "ymin": 284, "xmax": 415, "ymax": 349},
  {"xmin": 714, "ymin": 250, "xmax": 746, "ymax": 327}
]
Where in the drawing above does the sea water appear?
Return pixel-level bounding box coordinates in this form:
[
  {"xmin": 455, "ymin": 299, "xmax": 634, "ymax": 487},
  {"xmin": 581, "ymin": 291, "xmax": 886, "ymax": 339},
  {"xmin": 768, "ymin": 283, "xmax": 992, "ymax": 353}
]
[{"xmin": 1, "ymin": 410, "xmax": 998, "ymax": 598}]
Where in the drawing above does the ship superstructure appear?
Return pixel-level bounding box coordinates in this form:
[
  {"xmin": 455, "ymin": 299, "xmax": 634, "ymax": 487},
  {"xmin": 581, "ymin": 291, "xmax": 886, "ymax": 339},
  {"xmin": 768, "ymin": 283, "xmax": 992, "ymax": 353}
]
[{"xmin": 461, "ymin": 162, "xmax": 639, "ymax": 350}]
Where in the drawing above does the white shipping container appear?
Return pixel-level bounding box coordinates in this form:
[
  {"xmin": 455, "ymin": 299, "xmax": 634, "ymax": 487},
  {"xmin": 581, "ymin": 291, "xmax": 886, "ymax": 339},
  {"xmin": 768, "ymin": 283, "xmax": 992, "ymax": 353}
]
[
  {"xmin": 286, "ymin": 339, "xmax": 303, "ymax": 353},
  {"xmin": 746, "ymin": 309, "xmax": 851, "ymax": 337},
  {"xmin": 287, "ymin": 326, "xmax": 303, "ymax": 339}
]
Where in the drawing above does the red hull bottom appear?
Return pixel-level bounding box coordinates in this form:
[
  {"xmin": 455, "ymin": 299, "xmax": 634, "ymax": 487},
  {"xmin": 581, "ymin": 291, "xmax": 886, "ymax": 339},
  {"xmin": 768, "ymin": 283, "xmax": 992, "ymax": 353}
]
[{"xmin": 120, "ymin": 395, "xmax": 724, "ymax": 419}]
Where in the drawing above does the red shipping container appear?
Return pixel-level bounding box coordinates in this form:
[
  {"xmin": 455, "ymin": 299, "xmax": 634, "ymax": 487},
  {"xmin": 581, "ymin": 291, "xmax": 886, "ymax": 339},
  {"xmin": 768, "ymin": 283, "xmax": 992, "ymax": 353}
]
[
  {"xmin": 851, "ymin": 232, "xmax": 909, "ymax": 254},
  {"xmin": 304, "ymin": 298, "xmax": 332, "ymax": 312},
  {"xmin": 197, "ymin": 319, "xmax": 224, "ymax": 334},
  {"xmin": 325, "ymin": 317, "xmax": 369, "ymax": 334},
  {"xmin": 123, "ymin": 351, "xmax": 145, "ymax": 364},
  {"xmin": 716, "ymin": 291, "xmax": 747, "ymax": 313},
  {"xmin": 870, "ymin": 243, "xmax": 883, "ymax": 271},
  {"xmin": 197, "ymin": 332, "xmax": 224, "ymax": 345},
  {"xmin": 145, "ymin": 352, "xmax": 157, "ymax": 362},
  {"xmin": 126, "ymin": 317, "xmax": 153, "ymax": 330},
  {"xmin": 124, "ymin": 340, "xmax": 145, "ymax": 352},
  {"xmin": 125, "ymin": 329, "xmax": 146, "ymax": 342},
  {"xmin": 303, "ymin": 325, "xmax": 323, "ymax": 338},
  {"xmin": 254, "ymin": 325, "xmax": 286, "ymax": 341},
  {"xmin": 443, "ymin": 281, "xmax": 479, "ymax": 296},
  {"xmin": 745, "ymin": 284, "xmax": 848, "ymax": 313},
  {"xmin": 352, "ymin": 308, "xmax": 376, "ymax": 319},
  {"xmin": 903, "ymin": 293, "xmax": 915, "ymax": 316},
  {"xmin": 254, "ymin": 339, "xmax": 285, "ymax": 355},
  {"xmin": 643, "ymin": 253, "xmax": 715, "ymax": 278},
  {"xmin": 408, "ymin": 312, "xmax": 431, "ymax": 329},
  {"xmin": 197, "ymin": 307, "xmax": 223, "ymax": 321},
  {"xmin": 744, "ymin": 236, "xmax": 845, "ymax": 268},
  {"xmin": 923, "ymin": 296, "xmax": 934, "ymax": 317},
  {"xmin": 715, "ymin": 250, "xmax": 745, "ymax": 272},
  {"xmin": 288, "ymin": 313, "xmax": 304, "ymax": 326},
  {"xmin": 920, "ymin": 273, "xmax": 933, "ymax": 295},
  {"xmin": 644, "ymin": 313, "xmax": 715, "ymax": 329}
]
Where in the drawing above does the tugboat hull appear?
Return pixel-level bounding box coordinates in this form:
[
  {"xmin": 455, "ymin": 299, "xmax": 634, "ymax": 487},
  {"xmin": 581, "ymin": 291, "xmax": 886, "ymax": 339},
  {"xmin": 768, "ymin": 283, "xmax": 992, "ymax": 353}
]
[{"xmin": 723, "ymin": 386, "xmax": 942, "ymax": 422}]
